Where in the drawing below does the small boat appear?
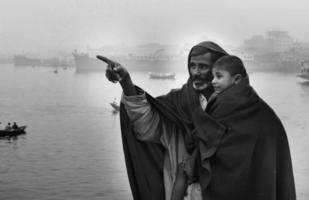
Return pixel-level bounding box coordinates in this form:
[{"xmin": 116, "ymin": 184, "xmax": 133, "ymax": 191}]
[
  {"xmin": 297, "ymin": 61, "xmax": 309, "ymax": 80},
  {"xmin": 149, "ymin": 72, "xmax": 176, "ymax": 79},
  {"xmin": 54, "ymin": 69, "xmax": 58, "ymax": 74},
  {"xmin": 0, "ymin": 126, "xmax": 27, "ymax": 137},
  {"xmin": 110, "ymin": 102, "xmax": 120, "ymax": 112}
]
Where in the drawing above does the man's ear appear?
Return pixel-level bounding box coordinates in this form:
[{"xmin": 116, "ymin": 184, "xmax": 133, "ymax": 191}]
[{"xmin": 234, "ymin": 74, "xmax": 242, "ymax": 84}]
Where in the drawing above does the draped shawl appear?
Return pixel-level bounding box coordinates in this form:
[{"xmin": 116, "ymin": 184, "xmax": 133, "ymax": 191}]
[
  {"xmin": 119, "ymin": 41, "xmax": 295, "ymax": 200},
  {"xmin": 192, "ymin": 78, "xmax": 296, "ymax": 200}
]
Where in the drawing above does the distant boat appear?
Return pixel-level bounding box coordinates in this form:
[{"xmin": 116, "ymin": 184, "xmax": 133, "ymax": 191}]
[
  {"xmin": 110, "ymin": 102, "xmax": 120, "ymax": 112},
  {"xmin": 0, "ymin": 126, "xmax": 27, "ymax": 137},
  {"xmin": 297, "ymin": 61, "xmax": 309, "ymax": 80},
  {"xmin": 149, "ymin": 72, "xmax": 176, "ymax": 79},
  {"xmin": 54, "ymin": 69, "xmax": 58, "ymax": 74}
]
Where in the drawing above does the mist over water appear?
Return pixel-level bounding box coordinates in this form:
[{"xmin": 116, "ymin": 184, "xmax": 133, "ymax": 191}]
[
  {"xmin": 0, "ymin": 64, "xmax": 308, "ymax": 199},
  {"xmin": 1, "ymin": 0, "xmax": 308, "ymax": 199}
]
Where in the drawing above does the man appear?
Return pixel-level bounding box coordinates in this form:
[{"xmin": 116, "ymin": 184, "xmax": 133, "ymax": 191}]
[
  {"xmin": 12, "ymin": 122, "xmax": 19, "ymax": 129},
  {"xmin": 99, "ymin": 41, "xmax": 296, "ymax": 200}
]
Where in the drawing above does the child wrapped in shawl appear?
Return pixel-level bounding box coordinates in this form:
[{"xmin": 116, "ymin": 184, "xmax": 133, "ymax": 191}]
[{"xmin": 172, "ymin": 55, "xmax": 296, "ymax": 200}]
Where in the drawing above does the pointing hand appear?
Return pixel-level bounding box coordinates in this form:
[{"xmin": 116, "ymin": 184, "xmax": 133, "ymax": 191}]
[{"xmin": 96, "ymin": 55, "xmax": 129, "ymax": 83}]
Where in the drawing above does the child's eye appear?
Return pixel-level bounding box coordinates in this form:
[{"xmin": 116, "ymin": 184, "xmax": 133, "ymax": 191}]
[{"xmin": 216, "ymin": 74, "xmax": 222, "ymax": 78}]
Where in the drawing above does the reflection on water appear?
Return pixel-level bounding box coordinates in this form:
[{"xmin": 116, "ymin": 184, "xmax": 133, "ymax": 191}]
[
  {"xmin": 0, "ymin": 135, "xmax": 25, "ymax": 142},
  {"xmin": 0, "ymin": 64, "xmax": 308, "ymax": 199},
  {"xmin": 299, "ymin": 80, "xmax": 309, "ymax": 89}
]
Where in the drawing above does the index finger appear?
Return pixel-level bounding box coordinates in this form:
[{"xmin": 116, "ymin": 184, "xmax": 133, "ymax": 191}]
[{"xmin": 96, "ymin": 55, "xmax": 116, "ymax": 65}]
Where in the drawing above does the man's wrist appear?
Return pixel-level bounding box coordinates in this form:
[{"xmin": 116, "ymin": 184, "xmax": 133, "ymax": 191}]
[
  {"xmin": 119, "ymin": 73, "xmax": 130, "ymax": 84},
  {"xmin": 119, "ymin": 74, "xmax": 137, "ymax": 96}
]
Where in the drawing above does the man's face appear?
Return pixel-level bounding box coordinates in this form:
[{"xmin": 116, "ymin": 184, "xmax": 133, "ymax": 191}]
[
  {"xmin": 211, "ymin": 67, "xmax": 236, "ymax": 94},
  {"xmin": 189, "ymin": 53, "xmax": 213, "ymax": 91}
]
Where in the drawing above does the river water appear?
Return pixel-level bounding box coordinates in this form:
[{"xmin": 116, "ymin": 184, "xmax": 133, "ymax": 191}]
[{"xmin": 0, "ymin": 64, "xmax": 308, "ymax": 200}]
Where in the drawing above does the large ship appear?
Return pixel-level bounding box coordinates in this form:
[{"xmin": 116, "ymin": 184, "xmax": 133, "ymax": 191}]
[
  {"xmin": 73, "ymin": 44, "xmax": 187, "ymax": 72},
  {"xmin": 73, "ymin": 52, "xmax": 186, "ymax": 73},
  {"xmin": 72, "ymin": 52, "xmax": 105, "ymax": 71}
]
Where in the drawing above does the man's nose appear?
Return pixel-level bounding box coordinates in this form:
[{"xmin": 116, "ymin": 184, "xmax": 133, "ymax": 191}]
[{"xmin": 192, "ymin": 68, "xmax": 201, "ymax": 75}]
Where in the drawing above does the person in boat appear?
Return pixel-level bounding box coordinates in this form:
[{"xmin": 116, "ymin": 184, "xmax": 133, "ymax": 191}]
[
  {"xmin": 12, "ymin": 122, "xmax": 18, "ymax": 129},
  {"xmin": 99, "ymin": 41, "xmax": 295, "ymax": 200},
  {"xmin": 5, "ymin": 122, "xmax": 11, "ymax": 131}
]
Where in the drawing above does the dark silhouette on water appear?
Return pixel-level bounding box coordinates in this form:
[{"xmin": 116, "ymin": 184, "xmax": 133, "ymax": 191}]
[
  {"xmin": 110, "ymin": 98, "xmax": 120, "ymax": 113},
  {"xmin": 0, "ymin": 125, "xmax": 27, "ymax": 137}
]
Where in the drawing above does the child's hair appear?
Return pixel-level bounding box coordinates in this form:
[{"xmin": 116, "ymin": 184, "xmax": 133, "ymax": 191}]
[{"xmin": 213, "ymin": 55, "xmax": 248, "ymax": 77}]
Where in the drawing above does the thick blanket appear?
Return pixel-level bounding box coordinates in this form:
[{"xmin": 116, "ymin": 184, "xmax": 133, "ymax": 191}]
[{"xmin": 192, "ymin": 79, "xmax": 296, "ymax": 200}]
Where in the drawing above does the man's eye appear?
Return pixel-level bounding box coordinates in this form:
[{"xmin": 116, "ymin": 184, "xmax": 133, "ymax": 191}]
[
  {"xmin": 200, "ymin": 65, "xmax": 209, "ymax": 69},
  {"xmin": 190, "ymin": 64, "xmax": 196, "ymax": 69}
]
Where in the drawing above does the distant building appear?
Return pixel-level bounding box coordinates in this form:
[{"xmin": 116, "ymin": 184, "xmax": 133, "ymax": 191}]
[
  {"xmin": 266, "ymin": 31, "xmax": 294, "ymax": 52},
  {"xmin": 243, "ymin": 35, "xmax": 270, "ymax": 54},
  {"xmin": 243, "ymin": 30, "xmax": 295, "ymax": 54},
  {"xmin": 239, "ymin": 30, "xmax": 304, "ymax": 71},
  {"xmin": 294, "ymin": 42, "xmax": 309, "ymax": 60}
]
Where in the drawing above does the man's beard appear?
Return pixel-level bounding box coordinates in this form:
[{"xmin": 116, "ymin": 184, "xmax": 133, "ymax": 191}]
[{"xmin": 190, "ymin": 73, "xmax": 213, "ymax": 91}]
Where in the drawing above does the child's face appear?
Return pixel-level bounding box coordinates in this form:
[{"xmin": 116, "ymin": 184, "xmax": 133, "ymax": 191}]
[{"xmin": 212, "ymin": 67, "xmax": 238, "ymax": 94}]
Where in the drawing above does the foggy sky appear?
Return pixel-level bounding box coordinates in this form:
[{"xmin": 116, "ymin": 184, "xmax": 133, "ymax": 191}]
[{"xmin": 1, "ymin": 0, "xmax": 309, "ymax": 56}]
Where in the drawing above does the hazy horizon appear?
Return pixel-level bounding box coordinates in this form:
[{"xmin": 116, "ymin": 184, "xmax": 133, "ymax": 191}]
[{"xmin": 1, "ymin": 0, "xmax": 309, "ymax": 57}]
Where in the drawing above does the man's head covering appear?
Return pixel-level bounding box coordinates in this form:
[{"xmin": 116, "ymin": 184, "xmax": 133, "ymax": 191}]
[
  {"xmin": 188, "ymin": 41, "xmax": 229, "ymax": 66},
  {"xmin": 195, "ymin": 41, "xmax": 228, "ymax": 55}
]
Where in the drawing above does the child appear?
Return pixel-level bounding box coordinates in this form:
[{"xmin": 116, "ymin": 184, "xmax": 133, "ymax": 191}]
[
  {"xmin": 192, "ymin": 55, "xmax": 294, "ymax": 199},
  {"xmin": 211, "ymin": 55, "xmax": 248, "ymax": 95}
]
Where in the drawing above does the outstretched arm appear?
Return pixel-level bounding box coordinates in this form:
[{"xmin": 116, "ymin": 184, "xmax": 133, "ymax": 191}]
[
  {"xmin": 97, "ymin": 56, "xmax": 174, "ymax": 147},
  {"xmin": 97, "ymin": 55, "xmax": 137, "ymax": 96}
]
